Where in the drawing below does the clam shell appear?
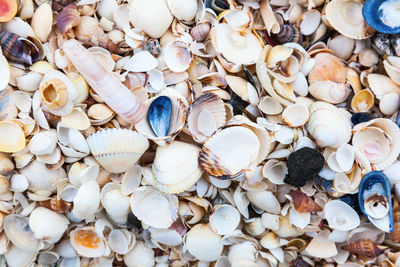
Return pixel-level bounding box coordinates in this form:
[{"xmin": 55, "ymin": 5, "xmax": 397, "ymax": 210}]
[
  {"xmin": 325, "ymin": 0, "xmax": 375, "ymax": 40},
  {"xmin": 308, "ymin": 52, "xmax": 346, "ymax": 84},
  {"xmin": 86, "ymin": 128, "xmax": 149, "ymax": 173},
  {"xmin": 0, "ymin": 120, "xmax": 25, "ymax": 152},
  {"xmin": 247, "ymin": 190, "xmax": 281, "ymax": 214},
  {"xmin": 153, "ymin": 141, "xmax": 202, "ymax": 194},
  {"xmin": 185, "ymin": 224, "xmax": 223, "ymax": 261},
  {"xmin": 351, "ymin": 89, "xmax": 374, "ymax": 112},
  {"xmin": 199, "ymin": 126, "xmax": 260, "ymax": 179},
  {"xmin": 282, "ymin": 103, "xmax": 309, "ymax": 127},
  {"xmin": 28, "ymin": 131, "xmax": 57, "ymax": 156},
  {"xmin": 164, "ymin": 40, "xmax": 192, "ymax": 72},
  {"xmin": 61, "ymin": 107, "xmax": 91, "ymax": 130},
  {"xmin": 209, "ymin": 205, "xmax": 240, "ymax": 235},
  {"xmin": 31, "ymin": 3, "xmax": 52, "ymax": 42},
  {"xmin": 29, "ymin": 207, "xmax": 69, "ymax": 242},
  {"xmin": 71, "ymin": 181, "xmax": 100, "ymax": 220},
  {"xmin": 4, "ymin": 215, "xmax": 42, "ymax": 252},
  {"xmin": 100, "ymin": 182, "xmax": 130, "ymax": 225},
  {"xmin": 226, "ymin": 75, "xmax": 259, "ymax": 105},
  {"xmin": 324, "ymin": 200, "xmax": 360, "ymax": 231},
  {"xmin": 130, "ymin": 186, "xmax": 178, "ymax": 229},
  {"xmin": 124, "ymin": 241, "xmax": 155, "ymax": 267},
  {"xmin": 70, "ymin": 226, "xmax": 106, "ymax": 258},
  {"xmin": 383, "ymin": 56, "xmax": 400, "ymax": 86},
  {"xmin": 5, "ymin": 245, "xmax": 37, "ymax": 267},
  {"xmin": 20, "ymin": 159, "xmax": 64, "ymax": 191},
  {"xmin": 167, "ymin": 0, "xmax": 197, "ymax": 21},
  {"xmin": 129, "ymin": 0, "xmax": 173, "ymax": 38},
  {"xmin": 187, "ymin": 93, "xmax": 226, "ymax": 143}
]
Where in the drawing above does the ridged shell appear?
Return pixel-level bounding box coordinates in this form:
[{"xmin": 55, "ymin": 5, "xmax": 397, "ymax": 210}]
[
  {"xmin": 153, "ymin": 141, "xmax": 202, "ymax": 194},
  {"xmin": 308, "ymin": 81, "xmax": 350, "ymax": 104},
  {"xmin": 342, "ymin": 238, "xmax": 383, "ymax": 259},
  {"xmin": 40, "ymin": 196, "xmax": 70, "ymax": 213},
  {"xmin": 129, "ymin": 0, "xmax": 174, "ymax": 38},
  {"xmin": 325, "ymin": 0, "xmax": 376, "ymax": 40},
  {"xmin": 86, "ymin": 128, "xmax": 149, "ymax": 173},
  {"xmin": 29, "ymin": 207, "xmax": 69, "ymax": 242},
  {"xmin": 199, "ymin": 126, "xmax": 260, "ymax": 179}
]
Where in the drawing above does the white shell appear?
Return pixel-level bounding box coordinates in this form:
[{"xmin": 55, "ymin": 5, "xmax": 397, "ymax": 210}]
[
  {"xmin": 28, "ymin": 131, "xmax": 57, "ymax": 156},
  {"xmin": 20, "ymin": 159, "xmax": 64, "ymax": 191},
  {"xmin": 71, "ymin": 181, "xmax": 101, "ymax": 220},
  {"xmin": 123, "ymin": 51, "xmax": 158, "ymax": 73},
  {"xmin": 167, "ymin": 0, "xmax": 197, "ymax": 21},
  {"xmin": 324, "ymin": 200, "xmax": 360, "ymax": 231},
  {"xmin": 29, "ymin": 207, "xmax": 69, "ymax": 242},
  {"xmin": 4, "ymin": 215, "xmax": 42, "ymax": 252},
  {"xmin": 124, "ymin": 241, "xmax": 155, "ymax": 267},
  {"xmin": 164, "ymin": 41, "xmax": 192, "ymax": 72},
  {"xmin": 31, "ymin": 3, "xmax": 52, "ymax": 42},
  {"xmin": 153, "ymin": 141, "xmax": 202, "ymax": 194},
  {"xmin": 247, "ymin": 190, "xmax": 281, "ymax": 214},
  {"xmin": 305, "ymin": 230, "xmax": 338, "ymax": 258},
  {"xmin": 101, "ymin": 182, "xmax": 130, "ymax": 225},
  {"xmin": 282, "ymin": 104, "xmax": 309, "ymax": 127},
  {"xmin": 185, "ymin": 224, "xmax": 223, "ymax": 261},
  {"xmin": 209, "ymin": 205, "xmax": 241, "ymax": 235}
]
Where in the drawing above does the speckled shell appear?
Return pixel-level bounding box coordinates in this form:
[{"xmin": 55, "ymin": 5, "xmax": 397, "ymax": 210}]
[{"xmin": 86, "ymin": 128, "xmax": 149, "ymax": 173}]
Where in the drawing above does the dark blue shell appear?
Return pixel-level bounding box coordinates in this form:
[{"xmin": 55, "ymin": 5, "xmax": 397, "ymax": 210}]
[
  {"xmin": 358, "ymin": 171, "xmax": 393, "ymax": 232},
  {"xmin": 363, "ymin": 0, "xmax": 400, "ymax": 34},
  {"xmin": 148, "ymin": 96, "xmax": 172, "ymax": 137},
  {"xmin": 351, "ymin": 112, "xmax": 374, "ymax": 125},
  {"xmin": 0, "ymin": 31, "xmax": 39, "ymax": 65},
  {"xmin": 340, "ymin": 194, "xmax": 362, "ymax": 214}
]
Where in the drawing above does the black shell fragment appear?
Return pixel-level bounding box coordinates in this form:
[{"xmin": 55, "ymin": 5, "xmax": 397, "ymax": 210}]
[{"xmin": 284, "ymin": 147, "xmax": 324, "ymax": 187}]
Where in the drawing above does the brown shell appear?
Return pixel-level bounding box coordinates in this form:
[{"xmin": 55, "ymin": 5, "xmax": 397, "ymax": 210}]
[
  {"xmin": 40, "ymin": 196, "xmax": 71, "ymax": 213},
  {"xmin": 308, "ymin": 52, "xmax": 346, "ymax": 84},
  {"xmin": 391, "ymin": 198, "xmax": 400, "ymax": 242},
  {"xmin": 56, "ymin": 4, "xmax": 81, "ymax": 35},
  {"xmin": 342, "ymin": 239, "xmax": 383, "ymax": 259},
  {"xmin": 273, "ymin": 24, "xmax": 303, "ymax": 45},
  {"xmin": 0, "ymin": 31, "xmax": 40, "ymax": 65},
  {"xmin": 287, "ymin": 190, "xmax": 322, "ymax": 213}
]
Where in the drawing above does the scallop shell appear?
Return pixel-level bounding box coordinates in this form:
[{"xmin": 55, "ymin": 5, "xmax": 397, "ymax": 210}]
[
  {"xmin": 130, "ymin": 186, "xmax": 178, "ymax": 229},
  {"xmin": 199, "ymin": 126, "xmax": 260, "ymax": 179},
  {"xmin": 129, "ymin": 0, "xmax": 173, "ymax": 38},
  {"xmin": 308, "ymin": 81, "xmax": 350, "ymax": 104},
  {"xmin": 124, "ymin": 241, "xmax": 155, "ymax": 267},
  {"xmin": 187, "ymin": 93, "xmax": 226, "ymax": 143},
  {"xmin": 352, "ymin": 118, "xmax": 400, "ymax": 170},
  {"xmin": 86, "ymin": 128, "xmax": 149, "ymax": 173},
  {"xmin": 153, "ymin": 141, "xmax": 202, "ymax": 194},
  {"xmin": 135, "ymin": 89, "xmax": 188, "ymax": 146},
  {"xmin": 185, "ymin": 224, "xmax": 223, "ymax": 262},
  {"xmin": 324, "ymin": 200, "xmax": 360, "ymax": 231},
  {"xmin": 29, "ymin": 207, "xmax": 69, "ymax": 242},
  {"xmin": 70, "ymin": 226, "xmax": 106, "ymax": 258},
  {"xmin": 4, "ymin": 215, "xmax": 42, "ymax": 252},
  {"xmin": 0, "ymin": 120, "xmax": 25, "ymax": 153},
  {"xmin": 325, "ymin": 0, "xmax": 375, "ymax": 40}
]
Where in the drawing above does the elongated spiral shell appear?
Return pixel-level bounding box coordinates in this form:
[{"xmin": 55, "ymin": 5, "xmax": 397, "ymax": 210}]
[
  {"xmin": 57, "ymin": 4, "xmax": 81, "ymax": 34},
  {"xmin": 342, "ymin": 239, "xmax": 383, "ymax": 259}
]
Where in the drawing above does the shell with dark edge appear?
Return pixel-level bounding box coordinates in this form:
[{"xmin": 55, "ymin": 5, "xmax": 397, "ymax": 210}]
[{"xmin": 0, "ymin": 30, "xmax": 40, "ymax": 65}]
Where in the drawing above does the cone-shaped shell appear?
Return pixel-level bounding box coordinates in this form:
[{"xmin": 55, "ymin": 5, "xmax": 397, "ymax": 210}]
[
  {"xmin": 135, "ymin": 89, "xmax": 188, "ymax": 146},
  {"xmin": 153, "ymin": 141, "xmax": 202, "ymax": 194},
  {"xmin": 342, "ymin": 238, "xmax": 384, "ymax": 259},
  {"xmin": 70, "ymin": 226, "xmax": 106, "ymax": 258},
  {"xmin": 29, "ymin": 207, "xmax": 69, "ymax": 242},
  {"xmin": 187, "ymin": 93, "xmax": 226, "ymax": 143},
  {"xmin": 185, "ymin": 224, "xmax": 223, "ymax": 262},
  {"xmin": 129, "ymin": 0, "xmax": 173, "ymax": 38},
  {"xmin": 87, "ymin": 128, "xmax": 149, "ymax": 173},
  {"xmin": 325, "ymin": 0, "xmax": 375, "ymax": 40},
  {"xmin": 199, "ymin": 126, "xmax": 260, "ymax": 179}
]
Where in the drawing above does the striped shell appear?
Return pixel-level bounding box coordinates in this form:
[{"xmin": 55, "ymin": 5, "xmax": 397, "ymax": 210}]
[{"xmin": 342, "ymin": 239, "xmax": 383, "ymax": 259}]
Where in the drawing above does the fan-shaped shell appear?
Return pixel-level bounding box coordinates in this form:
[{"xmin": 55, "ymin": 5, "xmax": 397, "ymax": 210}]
[
  {"xmin": 153, "ymin": 141, "xmax": 202, "ymax": 194},
  {"xmin": 87, "ymin": 128, "xmax": 149, "ymax": 173},
  {"xmin": 71, "ymin": 181, "xmax": 100, "ymax": 220},
  {"xmin": 29, "ymin": 207, "xmax": 69, "ymax": 242},
  {"xmin": 0, "ymin": 120, "xmax": 25, "ymax": 153},
  {"xmin": 325, "ymin": 0, "xmax": 375, "ymax": 40},
  {"xmin": 185, "ymin": 224, "xmax": 223, "ymax": 262},
  {"xmin": 308, "ymin": 81, "xmax": 350, "ymax": 104}
]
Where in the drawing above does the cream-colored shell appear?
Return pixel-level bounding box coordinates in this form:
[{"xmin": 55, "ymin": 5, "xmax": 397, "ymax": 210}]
[
  {"xmin": 167, "ymin": 0, "xmax": 197, "ymax": 21},
  {"xmin": 31, "ymin": 3, "xmax": 52, "ymax": 42},
  {"xmin": 71, "ymin": 181, "xmax": 101, "ymax": 220},
  {"xmin": 384, "ymin": 56, "xmax": 400, "ymax": 86},
  {"xmin": 0, "ymin": 121, "xmax": 26, "ymax": 153},
  {"xmin": 129, "ymin": 0, "xmax": 174, "ymax": 38},
  {"xmin": 185, "ymin": 224, "xmax": 223, "ymax": 262},
  {"xmin": 100, "ymin": 182, "xmax": 130, "ymax": 225},
  {"xmin": 29, "ymin": 207, "xmax": 69, "ymax": 242},
  {"xmin": 70, "ymin": 226, "xmax": 106, "ymax": 258}
]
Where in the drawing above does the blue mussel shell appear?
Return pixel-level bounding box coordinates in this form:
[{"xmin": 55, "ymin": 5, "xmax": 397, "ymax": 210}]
[
  {"xmin": 363, "ymin": 0, "xmax": 400, "ymax": 34},
  {"xmin": 358, "ymin": 171, "xmax": 393, "ymax": 232},
  {"xmin": 148, "ymin": 96, "xmax": 172, "ymax": 137}
]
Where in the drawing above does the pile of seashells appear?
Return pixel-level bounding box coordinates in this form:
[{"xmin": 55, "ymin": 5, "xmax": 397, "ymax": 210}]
[{"xmin": 0, "ymin": 0, "xmax": 400, "ymax": 266}]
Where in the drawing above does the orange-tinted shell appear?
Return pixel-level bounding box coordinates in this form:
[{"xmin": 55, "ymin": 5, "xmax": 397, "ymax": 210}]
[
  {"xmin": 342, "ymin": 239, "xmax": 383, "ymax": 259},
  {"xmin": 308, "ymin": 52, "xmax": 346, "ymax": 84},
  {"xmin": 40, "ymin": 196, "xmax": 71, "ymax": 213},
  {"xmin": 287, "ymin": 190, "xmax": 322, "ymax": 213},
  {"xmin": 0, "ymin": 0, "xmax": 17, "ymax": 22},
  {"xmin": 73, "ymin": 229, "xmax": 101, "ymax": 249},
  {"xmin": 391, "ymin": 198, "xmax": 400, "ymax": 242}
]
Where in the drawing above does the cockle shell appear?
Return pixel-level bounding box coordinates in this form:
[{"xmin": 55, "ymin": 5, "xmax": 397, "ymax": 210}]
[
  {"xmin": 167, "ymin": 0, "xmax": 197, "ymax": 21},
  {"xmin": 71, "ymin": 181, "xmax": 100, "ymax": 220},
  {"xmin": 153, "ymin": 141, "xmax": 202, "ymax": 194},
  {"xmin": 352, "ymin": 118, "xmax": 400, "ymax": 170},
  {"xmin": 100, "ymin": 182, "xmax": 130, "ymax": 225},
  {"xmin": 367, "ymin": 74, "xmax": 400, "ymax": 115},
  {"xmin": 305, "ymin": 230, "xmax": 338, "ymax": 258},
  {"xmin": 20, "ymin": 159, "xmax": 64, "ymax": 191},
  {"xmin": 129, "ymin": 0, "xmax": 173, "ymax": 38},
  {"xmin": 31, "ymin": 3, "xmax": 52, "ymax": 42},
  {"xmin": 325, "ymin": 0, "xmax": 375, "ymax": 40},
  {"xmin": 164, "ymin": 40, "xmax": 192, "ymax": 73},
  {"xmin": 324, "ymin": 200, "xmax": 360, "ymax": 231},
  {"xmin": 124, "ymin": 241, "xmax": 155, "ymax": 267},
  {"xmin": 29, "ymin": 207, "xmax": 69, "ymax": 242},
  {"xmin": 0, "ymin": 120, "xmax": 25, "ymax": 152},
  {"xmin": 86, "ymin": 128, "xmax": 149, "ymax": 173},
  {"xmin": 185, "ymin": 224, "xmax": 223, "ymax": 262},
  {"xmin": 70, "ymin": 226, "xmax": 106, "ymax": 258},
  {"xmin": 342, "ymin": 238, "xmax": 383, "ymax": 259},
  {"xmin": 130, "ymin": 186, "xmax": 178, "ymax": 229}
]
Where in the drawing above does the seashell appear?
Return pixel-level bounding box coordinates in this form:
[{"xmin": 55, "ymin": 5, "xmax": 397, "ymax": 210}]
[
  {"xmin": 71, "ymin": 181, "xmax": 100, "ymax": 220},
  {"xmin": 29, "ymin": 207, "xmax": 69, "ymax": 242},
  {"xmin": 56, "ymin": 4, "xmax": 81, "ymax": 35},
  {"xmin": 297, "ymin": 9, "xmax": 321, "ymax": 36},
  {"xmin": 167, "ymin": 0, "xmax": 197, "ymax": 21},
  {"xmin": 153, "ymin": 141, "xmax": 202, "ymax": 194},
  {"xmin": 87, "ymin": 103, "xmax": 115, "ymax": 125},
  {"xmin": 70, "ymin": 226, "xmax": 106, "ymax": 258},
  {"xmin": 324, "ymin": 200, "xmax": 360, "ymax": 231},
  {"xmin": 101, "ymin": 182, "xmax": 130, "ymax": 225},
  {"xmin": 287, "ymin": 190, "xmax": 322, "ymax": 213},
  {"xmin": 0, "ymin": 120, "xmax": 25, "ymax": 153},
  {"xmin": 247, "ymin": 190, "xmax": 281, "ymax": 214},
  {"xmin": 367, "ymin": 74, "xmax": 400, "ymax": 115},
  {"xmin": 372, "ymin": 33, "xmax": 394, "ymax": 56},
  {"xmin": 185, "ymin": 223, "xmax": 223, "ymax": 261},
  {"xmin": 226, "ymin": 75, "xmax": 259, "ymax": 105},
  {"xmin": 130, "ymin": 186, "xmax": 178, "ymax": 229},
  {"xmin": 0, "ymin": 0, "xmax": 17, "ymax": 22},
  {"xmin": 63, "ymin": 39, "xmax": 146, "ymax": 123},
  {"xmin": 28, "ymin": 131, "xmax": 57, "ymax": 156},
  {"xmin": 358, "ymin": 171, "xmax": 393, "ymax": 232},
  {"xmin": 124, "ymin": 241, "xmax": 155, "ymax": 267},
  {"xmin": 31, "ymin": 3, "xmax": 52, "ymax": 42},
  {"xmin": 351, "ymin": 89, "xmax": 374, "ymax": 112},
  {"xmin": 87, "ymin": 128, "xmax": 149, "ymax": 173},
  {"xmin": 143, "ymin": 38, "xmax": 161, "ymax": 57},
  {"xmin": 282, "ymin": 104, "xmax": 309, "ymax": 127},
  {"xmin": 4, "ymin": 215, "xmax": 42, "ymax": 251},
  {"xmin": 328, "ymin": 34, "xmax": 355, "ymax": 60},
  {"xmin": 61, "ymin": 107, "xmax": 90, "ymax": 130},
  {"xmin": 199, "ymin": 126, "xmax": 260, "ymax": 179},
  {"xmin": 123, "ymin": 51, "xmax": 158, "ymax": 73},
  {"xmin": 0, "ymin": 31, "xmax": 41, "ymax": 65},
  {"xmin": 306, "ymin": 101, "xmax": 352, "ymax": 148},
  {"xmin": 209, "ymin": 205, "xmax": 240, "ymax": 235},
  {"xmin": 305, "ymin": 230, "xmax": 337, "ymax": 258},
  {"xmin": 390, "ymin": 198, "xmax": 400, "ymax": 242},
  {"xmin": 40, "ymin": 196, "xmax": 70, "ymax": 213},
  {"xmin": 148, "ymin": 96, "xmax": 172, "ymax": 137},
  {"xmin": 135, "ymin": 89, "xmax": 188, "ymax": 146},
  {"xmin": 129, "ymin": 0, "xmax": 174, "ymax": 38},
  {"xmin": 260, "ymin": 232, "xmax": 280, "ymax": 250},
  {"xmin": 383, "ymin": 56, "xmax": 400, "ymax": 86},
  {"xmin": 164, "ymin": 41, "xmax": 192, "ymax": 72},
  {"xmin": 210, "ymin": 23, "xmax": 262, "ymax": 72},
  {"xmin": 308, "ymin": 53, "xmax": 346, "ymax": 84},
  {"xmin": 308, "ymin": 81, "xmax": 350, "ymax": 104},
  {"xmin": 273, "ymin": 24, "xmax": 303, "ymax": 44},
  {"xmin": 353, "ymin": 118, "xmax": 400, "ymax": 170},
  {"xmin": 358, "ymin": 48, "xmax": 379, "ymax": 67},
  {"xmin": 362, "ymin": 0, "xmax": 400, "ymax": 34},
  {"xmin": 342, "ymin": 238, "xmax": 384, "ymax": 259},
  {"xmin": 191, "ymin": 23, "xmax": 210, "ymax": 42},
  {"xmin": 325, "ymin": 0, "xmax": 375, "ymax": 40},
  {"xmin": 258, "ymin": 96, "xmax": 283, "ymax": 115}
]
